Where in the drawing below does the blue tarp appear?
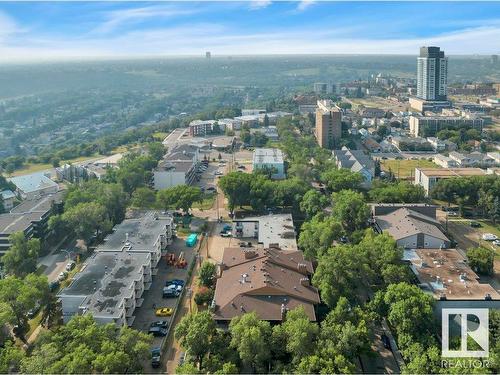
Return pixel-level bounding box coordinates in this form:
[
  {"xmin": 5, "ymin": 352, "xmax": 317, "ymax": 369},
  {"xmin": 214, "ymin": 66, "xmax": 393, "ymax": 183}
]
[{"xmin": 185, "ymin": 233, "xmax": 198, "ymax": 247}]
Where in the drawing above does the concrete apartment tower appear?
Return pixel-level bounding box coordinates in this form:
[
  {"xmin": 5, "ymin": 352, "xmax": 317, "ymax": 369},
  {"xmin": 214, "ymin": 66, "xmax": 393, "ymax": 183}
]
[
  {"xmin": 315, "ymin": 100, "xmax": 342, "ymax": 149},
  {"xmin": 417, "ymin": 46, "xmax": 448, "ymax": 101}
]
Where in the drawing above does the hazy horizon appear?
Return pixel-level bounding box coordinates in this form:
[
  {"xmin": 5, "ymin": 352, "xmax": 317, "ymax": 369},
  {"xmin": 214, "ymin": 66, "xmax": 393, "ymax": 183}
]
[{"xmin": 1, "ymin": 1, "xmax": 499, "ymax": 62}]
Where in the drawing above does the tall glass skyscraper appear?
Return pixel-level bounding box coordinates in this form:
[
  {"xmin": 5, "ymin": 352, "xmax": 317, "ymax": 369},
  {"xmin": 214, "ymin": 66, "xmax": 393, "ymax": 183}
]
[{"xmin": 417, "ymin": 46, "xmax": 448, "ymax": 101}]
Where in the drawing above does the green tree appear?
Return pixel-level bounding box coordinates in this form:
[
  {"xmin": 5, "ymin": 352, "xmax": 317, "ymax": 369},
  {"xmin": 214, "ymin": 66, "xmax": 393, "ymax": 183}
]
[
  {"xmin": 318, "ymin": 297, "xmax": 370, "ymax": 363},
  {"xmin": 62, "ymin": 202, "xmax": 112, "ymax": 243},
  {"xmin": 64, "ymin": 181, "xmax": 127, "ymax": 224},
  {"xmin": 369, "ymin": 180, "xmax": 426, "ymax": 203},
  {"xmin": 176, "ymin": 362, "xmax": 200, "ymax": 374},
  {"xmin": 313, "ymin": 231, "xmax": 403, "ymax": 306},
  {"xmin": 20, "ymin": 315, "xmax": 152, "ymax": 373},
  {"xmin": 147, "ymin": 142, "xmax": 165, "ymax": 161},
  {"xmin": 214, "ymin": 362, "xmax": 239, "ymax": 374},
  {"xmin": 296, "ymin": 354, "xmax": 355, "ymax": 374},
  {"xmin": 401, "ymin": 343, "xmax": 441, "ymax": 374},
  {"xmin": 331, "ymin": 190, "xmax": 370, "ymax": 232},
  {"xmin": 218, "ymin": 172, "xmax": 252, "ymax": 213},
  {"xmin": 198, "ymin": 261, "xmax": 216, "ymax": 288},
  {"xmin": 467, "ymin": 247, "xmax": 494, "ymax": 276},
  {"xmin": 0, "ymin": 341, "xmax": 25, "ymax": 373},
  {"xmin": 0, "ymin": 274, "xmax": 49, "ymax": 341},
  {"xmin": 273, "ymin": 306, "xmax": 318, "ymax": 363},
  {"xmin": 156, "ymin": 185, "xmax": 203, "ymax": 213},
  {"xmin": 48, "ymin": 214, "xmax": 69, "ymax": 241},
  {"xmin": 300, "ymin": 189, "xmax": 329, "ymax": 219},
  {"xmin": 130, "ymin": 187, "xmax": 157, "ymax": 208},
  {"xmin": 2, "ymin": 232, "xmax": 40, "ymax": 277},
  {"xmin": 321, "ymin": 168, "xmax": 364, "ymax": 192},
  {"xmin": 175, "ymin": 311, "xmax": 217, "ymax": 368},
  {"xmin": 229, "ymin": 312, "xmax": 272, "ymax": 372},
  {"xmin": 298, "ymin": 215, "xmax": 343, "ymax": 259},
  {"xmin": 273, "ymin": 178, "xmax": 309, "ymax": 210},
  {"xmin": 383, "ymin": 282, "xmax": 435, "ymax": 349}
]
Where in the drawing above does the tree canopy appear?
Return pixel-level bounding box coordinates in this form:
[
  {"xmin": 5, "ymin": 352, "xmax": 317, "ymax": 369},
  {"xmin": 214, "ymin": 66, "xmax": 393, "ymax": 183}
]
[
  {"xmin": 321, "ymin": 168, "xmax": 364, "ymax": 193},
  {"xmin": 369, "ymin": 180, "xmax": 426, "ymax": 204},
  {"xmin": 0, "ymin": 274, "xmax": 49, "ymax": 340},
  {"xmin": 2, "ymin": 232, "xmax": 40, "ymax": 277},
  {"xmin": 20, "ymin": 315, "xmax": 152, "ymax": 373},
  {"xmin": 156, "ymin": 185, "xmax": 203, "ymax": 213},
  {"xmin": 467, "ymin": 247, "xmax": 494, "ymax": 276}
]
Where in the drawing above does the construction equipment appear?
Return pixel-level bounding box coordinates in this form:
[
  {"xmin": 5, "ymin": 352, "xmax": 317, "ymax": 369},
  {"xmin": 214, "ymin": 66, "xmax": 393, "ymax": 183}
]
[
  {"xmin": 165, "ymin": 253, "xmax": 176, "ymax": 266},
  {"xmin": 176, "ymin": 251, "xmax": 187, "ymax": 269}
]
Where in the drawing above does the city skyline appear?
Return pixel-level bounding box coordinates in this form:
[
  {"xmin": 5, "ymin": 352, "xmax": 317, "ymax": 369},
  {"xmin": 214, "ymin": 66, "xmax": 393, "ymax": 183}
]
[{"xmin": 0, "ymin": 1, "xmax": 499, "ymax": 61}]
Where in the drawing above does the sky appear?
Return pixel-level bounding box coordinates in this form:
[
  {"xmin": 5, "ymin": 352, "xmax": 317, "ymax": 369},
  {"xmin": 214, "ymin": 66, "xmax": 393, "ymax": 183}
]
[{"xmin": 0, "ymin": 1, "xmax": 500, "ymax": 61}]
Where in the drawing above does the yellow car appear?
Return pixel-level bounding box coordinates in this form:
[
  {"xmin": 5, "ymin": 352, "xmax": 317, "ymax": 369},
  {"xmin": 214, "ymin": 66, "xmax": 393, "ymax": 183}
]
[{"xmin": 155, "ymin": 307, "xmax": 174, "ymax": 317}]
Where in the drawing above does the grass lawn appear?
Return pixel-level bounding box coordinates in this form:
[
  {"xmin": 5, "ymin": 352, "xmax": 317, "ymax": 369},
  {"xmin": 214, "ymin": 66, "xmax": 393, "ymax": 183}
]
[
  {"xmin": 380, "ymin": 159, "xmax": 438, "ymax": 179},
  {"xmin": 27, "ymin": 311, "xmax": 44, "ymax": 338},
  {"xmin": 6, "ymin": 154, "xmax": 101, "ymax": 177},
  {"xmin": 152, "ymin": 132, "xmax": 169, "ymax": 141},
  {"xmin": 193, "ymin": 194, "xmax": 216, "ymax": 210}
]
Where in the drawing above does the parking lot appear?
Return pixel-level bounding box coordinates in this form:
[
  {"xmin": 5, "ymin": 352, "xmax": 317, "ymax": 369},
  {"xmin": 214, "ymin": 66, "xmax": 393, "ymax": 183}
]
[{"xmin": 131, "ymin": 237, "xmax": 198, "ymax": 371}]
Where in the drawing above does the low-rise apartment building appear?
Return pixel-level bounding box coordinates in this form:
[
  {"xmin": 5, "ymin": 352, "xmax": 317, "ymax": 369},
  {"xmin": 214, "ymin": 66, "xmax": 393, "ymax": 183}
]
[
  {"xmin": 332, "ymin": 148, "xmax": 375, "ymax": 186},
  {"xmin": 0, "ymin": 190, "xmax": 16, "ymax": 211},
  {"xmin": 404, "ymin": 248, "xmax": 499, "ymax": 316},
  {"xmin": 252, "ymin": 148, "xmax": 285, "ymax": 180},
  {"xmin": 233, "ymin": 213, "xmax": 297, "ymax": 250},
  {"xmin": 409, "ymin": 115, "xmax": 483, "ymax": 137},
  {"xmin": 0, "ymin": 191, "xmax": 64, "ymax": 255},
  {"xmin": 96, "ymin": 211, "xmax": 174, "ymax": 275},
  {"xmin": 433, "ymin": 154, "xmax": 457, "ymax": 168},
  {"xmin": 188, "ymin": 120, "xmax": 226, "ymax": 137},
  {"xmin": 58, "ymin": 211, "xmax": 174, "ymax": 325},
  {"xmin": 414, "ymin": 167, "xmax": 486, "ymax": 195},
  {"xmin": 448, "ymin": 151, "xmax": 497, "ymax": 168},
  {"xmin": 212, "ymin": 246, "xmax": 320, "ymax": 323},
  {"xmin": 9, "ymin": 172, "xmax": 59, "ymax": 199},
  {"xmin": 58, "ymin": 251, "xmax": 152, "ymax": 326},
  {"xmin": 153, "ymin": 144, "xmax": 199, "ymax": 190},
  {"xmin": 372, "ymin": 204, "xmax": 450, "ymax": 249}
]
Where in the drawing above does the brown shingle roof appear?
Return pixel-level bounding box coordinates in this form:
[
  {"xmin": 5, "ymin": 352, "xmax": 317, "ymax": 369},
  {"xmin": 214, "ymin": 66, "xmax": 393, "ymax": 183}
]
[
  {"xmin": 375, "ymin": 207, "xmax": 449, "ymax": 242},
  {"xmin": 214, "ymin": 247, "xmax": 320, "ymax": 321}
]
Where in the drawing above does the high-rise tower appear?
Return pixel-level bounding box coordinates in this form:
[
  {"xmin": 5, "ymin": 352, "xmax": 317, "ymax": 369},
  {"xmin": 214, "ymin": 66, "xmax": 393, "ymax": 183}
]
[{"xmin": 417, "ymin": 46, "xmax": 448, "ymax": 101}]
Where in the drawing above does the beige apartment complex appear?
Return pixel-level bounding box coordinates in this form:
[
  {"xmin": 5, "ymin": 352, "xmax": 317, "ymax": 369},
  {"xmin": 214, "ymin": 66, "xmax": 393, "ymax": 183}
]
[{"xmin": 315, "ymin": 100, "xmax": 342, "ymax": 149}]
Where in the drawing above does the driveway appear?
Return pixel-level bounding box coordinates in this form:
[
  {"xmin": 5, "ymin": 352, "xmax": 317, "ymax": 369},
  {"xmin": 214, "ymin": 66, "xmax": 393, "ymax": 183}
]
[{"xmin": 132, "ymin": 237, "xmax": 197, "ymax": 372}]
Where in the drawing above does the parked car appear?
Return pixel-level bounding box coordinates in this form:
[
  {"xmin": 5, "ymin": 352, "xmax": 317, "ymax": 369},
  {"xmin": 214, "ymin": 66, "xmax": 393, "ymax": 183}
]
[
  {"xmin": 222, "ymin": 224, "xmax": 232, "ymax": 232},
  {"xmin": 469, "ymin": 221, "xmax": 481, "ymax": 228},
  {"xmin": 150, "ymin": 320, "xmax": 169, "ymax": 329},
  {"xmin": 206, "ymin": 186, "xmax": 216, "ymax": 192},
  {"xmin": 148, "ymin": 326, "xmax": 168, "ymax": 337},
  {"xmin": 49, "ymin": 280, "xmax": 60, "ymax": 292},
  {"xmin": 164, "ymin": 283, "xmax": 182, "ymax": 293},
  {"xmin": 493, "ymin": 240, "xmax": 500, "ymax": 246},
  {"xmin": 57, "ymin": 271, "xmax": 68, "ymax": 282},
  {"xmin": 151, "ymin": 347, "xmax": 161, "ymax": 368},
  {"xmin": 237, "ymin": 165, "xmax": 246, "ymax": 170},
  {"xmin": 220, "ymin": 231, "xmax": 232, "ymax": 238},
  {"xmin": 155, "ymin": 307, "xmax": 174, "ymax": 317},
  {"xmin": 166, "ymin": 279, "xmax": 185, "ymax": 287},
  {"xmin": 482, "ymin": 233, "xmax": 498, "ymax": 241},
  {"xmin": 381, "ymin": 334, "xmax": 391, "ymax": 350},
  {"xmin": 162, "ymin": 288, "xmax": 180, "ymax": 298},
  {"xmin": 447, "ymin": 212, "xmax": 459, "ymax": 217},
  {"xmin": 65, "ymin": 261, "xmax": 76, "ymax": 271}
]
